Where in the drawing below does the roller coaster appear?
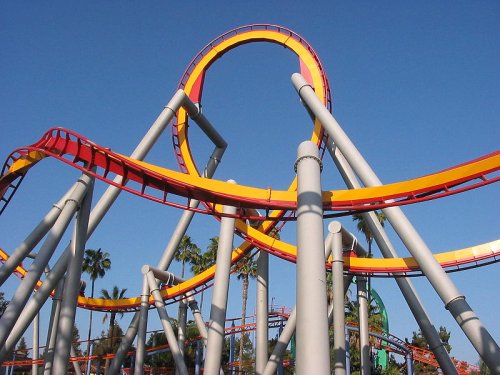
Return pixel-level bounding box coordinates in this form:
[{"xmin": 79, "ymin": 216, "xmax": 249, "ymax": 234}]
[{"xmin": 0, "ymin": 24, "xmax": 499, "ymax": 374}]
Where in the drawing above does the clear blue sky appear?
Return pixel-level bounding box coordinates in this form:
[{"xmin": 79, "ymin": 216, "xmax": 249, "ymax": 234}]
[{"xmin": 1, "ymin": 1, "xmax": 499, "ymax": 366}]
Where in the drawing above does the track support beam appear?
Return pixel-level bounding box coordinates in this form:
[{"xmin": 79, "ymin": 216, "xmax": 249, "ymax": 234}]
[
  {"xmin": 295, "ymin": 141, "xmax": 330, "ymax": 375},
  {"xmin": 293, "ymin": 72, "xmax": 500, "ymax": 373}
]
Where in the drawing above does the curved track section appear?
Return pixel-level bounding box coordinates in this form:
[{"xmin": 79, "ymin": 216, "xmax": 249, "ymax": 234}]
[
  {"xmin": 1, "ymin": 239, "xmax": 498, "ymax": 312},
  {"xmin": 1, "ymin": 25, "xmax": 499, "ymax": 313},
  {"xmin": 1, "ymin": 129, "xmax": 498, "ymax": 215}
]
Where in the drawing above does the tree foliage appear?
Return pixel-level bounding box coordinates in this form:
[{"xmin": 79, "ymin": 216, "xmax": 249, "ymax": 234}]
[
  {"xmin": 16, "ymin": 336, "xmax": 28, "ymax": 358},
  {"xmin": 72, "ymin": 325, "xmax": 83, "ymax": 356},
  {"xmin": 82, "ymin": 248, "xmax": 111, "ymax": 295},
  {"xmin": 234, "ymin": 254, "xmax": 258, "ymax": 374},
  {"xmin": 175, "ymin": 235, "xmax": 201, "ymax": 278},
  {"xmin": 407, "ymin": 326, "xmax": 452, "ymax": 373},
  {"xmin": 352, "ymin": 211, "xmax": 386, "ymax": 255}
]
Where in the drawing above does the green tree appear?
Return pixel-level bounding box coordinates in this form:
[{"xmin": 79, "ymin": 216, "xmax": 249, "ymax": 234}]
[
  {"xmin": 352, "ymin": 211, "xmax": 386, "ymax": 256},
  {"xmin": 233, "ymin": 333, "xmax": 254, "ymax": 374},
  {"xmin": 82, "ymin": 248, "xmax": 111, "ymax": 363},
  {"xmin": 345, "ymin": 293, "xmax": 385, "ymax": 373},
  {"xmin": 100, "ymin": 285, "xmax": 127, "ymax": 371},
  {"xmin": 72, "ymin": 324, "xmax": 83, "ymax": 357},
  {"xmin": 190, "ymin": 236, "xmax": 218, "ymax": 309},
  {"xmin": 380, "ymin": 355, "xmax": 403, "ymax": 375},
  {"xmin": 408, "ymin": 326, "xmax": 452, "ymax": 373},
  {"xmin": 175, "ymin": 235, "xmax": 201, "ymax": 278},
  {"xmin": 145, "ymin": 331, "xmax": 174, "ymax": 369},
  {"xmin": 93, "ymin": 324, "xmax": 125, "ymax": 370},
  {"xmin": 16, "ymin": 336, "xmax": 28, "ymax": 358},
  {"xmin": 474, "ymin": 359, "xmax": 491, "ymax": 374},
  {"xmin": 234, "ymin": 254, "xmax": 257, "ymax": 375}
]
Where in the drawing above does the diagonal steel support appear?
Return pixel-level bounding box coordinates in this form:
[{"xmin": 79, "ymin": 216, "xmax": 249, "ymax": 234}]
[{"xmin": 292, "ymin": 72, "xmax": 499, "ymax": 372}]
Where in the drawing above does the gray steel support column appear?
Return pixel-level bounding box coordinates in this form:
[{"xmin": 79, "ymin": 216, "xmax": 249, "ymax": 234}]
[
  {"xmin": 0, "ymin": 174, "xmax": 91, "ymax": 349},
  {"xmin": 405, "ymin": 353, "xmax": 413, "ymax": 375},
  {"xmin": 42, "ymin": 279, "xmax": 64, "ymax": 374},
  {"xmin": 293, "ymin": 73, "xmax": 499, "ymax": 372},
  {"xmin": 0, "ymin": 185, "xmax": 75, "ymax": 286},
  {"xmin": 108, "ymin": 313, "xmax": 140, "ymax": 375},
  {"xmin": 357, "ymin": 277, "xmax": 370, "ymax": 375},
  {"xmin": 134, "ymin": 275, "xmax": 150, "ymax": 375},
  {"xmin": 32, "ymin": 312, "xmax": 39, "ymax": 375},
  {"xmin": 187, "ymin": 296, "xmax": 227, "ymax": 375},
  {"xmin": 100, "ymin": 91, "xmax": 202, "ymax": 375},
  {"xmin": 327, "ymin": 139, "xmax": 458, "ymax": 374},
  {"xmin": 88, "ymin": 90, "xmax": 186, "ymax": 241},
  {"xmin": 109, "ymin": 95, "xmax": 227, "ymax": 375},
  {"xmin": 262, "ymin": 308, "xmax": 296, "ymax": 375},
  {"xmin": 0, "ymin": 249, "xmax": 69, "ymax": 362},
  {"xmin": 295, "ymin": 141, "xmax": 330, "ymax": 375},
  {"xmin": 345, "ymin": 326, "xmax": 351, "ymax": 375},
  {"xmin": 156, "ymin": 146, "xmax": 226, "ymax": 271},
  {"xmin": 70, "ymin": 346, "xmax": 83, "ymax": 375},
  {"xmin": 204, "ymin": 193, "xmax": 237, "ymax": 375},
  {"xmin": 52, "ymin": 175, "xmax": 94, "ymax": 374},
  {"xmin": 229, "ymin": 322, "xmax": 236, "ymax": 375},
  {"xmin": 256, "ymin": 250, "xmax": 269, "ymax": 375},
  {"xmin": 155, "ymin": 95, "xmax": 227, "ymax": 272},
  {"xmin": 187, "ymin": 295, "xmax": 208, "ymax": 345},
  {"xmin": 263, "ymin": 236, "xmax": 337, "ymax": 375},
  {"xmin": 178, "ymin": 299, "xmax": 188, "ymax": 359},
  {"xmin": 329, "ymin": 222, "xmax": 346, "ymax": 375},
  {"xmin": 146, "ymin": 270, "xmax": 188, "ymax": 375}
]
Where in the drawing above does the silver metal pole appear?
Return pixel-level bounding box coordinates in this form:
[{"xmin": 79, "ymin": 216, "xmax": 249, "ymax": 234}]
[
  {"xmin": 187, "ymin": 296, "xmax": 208, "ymax": 345},
  {"xmin": 263, "ymin": 240, "xmax": 336, "ymax": 375},
  {"xmin": 32, "ymin": 312, "xmax": 39, "ymax": 375},
  {"xmin": 146, "ymin": 270, "xmax": 188, "ymax": 375},
  {"xmin": 70, "ymin": 346, "xmax": 83, "ymax": 375},
  {"xmin": 42, "ymin": 278, "xmax": 64, "ymax": 374},
  {"xmin": 52, "ymin": 176, "xmax": 94, "ymax": 374},
  {"xmin": 262, "ymin": 308, "xmax": 296, "ymax": 375},
  {"xmin": 0, "ymin": 185, "xmax": 75, "ymax": 286},
  {"xmin": 329, "ymin": 222, "xmax": 346, "ymax": 375},
  {"xmin": 96, "ymin": 91, "xmax": 197, "ymax": 375},
  {"xmin": 345, "ymin": 326, "xmax": 351, "ymax": 375},
  {"xmin": 0, "ymin": 250, "xmax": 70, "ymax": 363},
  {"xmin": 178, "ymin": 299, "xmax": 188, "ymax": 360},
  {"xmin": 0, "ymin": 174, "xmax": 91, "ymax": 349},
  {"xmin": 109, "ymin": 120, "xmax": 226, "ymax": 375},
  {"xmin": 134, "ymin": 274, "xmax": 150, "ymax": 375},
  {"xmin": 204, "ymin": 191, "xmax": 237, "ymax": 375},
  {"xmin": 295, "ymin": 141, "xmax": 330, "ymax": 375},
  {"xmin": 256, "ymin": 250, "xmax": 269, "ymax": 375},
  {"xmin": 156, "ymin": 146, "xmax": 226, "ymax": 272},
  {"xmin": 357, "ymin": 277, "xmax": 370, "ymax": 375},
  {"xmin": 405, "ymin": 352, "xmax": 413, "ymax": 375},
  {"xmin": 87, "ymin": 90, "xmax": 186, "ymax": 239},
  {"xmin": 327, "ymin": 139, "xmax": 458, "ymax": 374},
  {"xmin": 293, "ymin": 73, "xmax": 500, "ymax": 372},
  {"xmin": 107, "ymin": 313, "xmax": 140, "ymax": 375},
  {"xmin": 109, "ymin": 94, "xmax": 227, "ymax": 375}
]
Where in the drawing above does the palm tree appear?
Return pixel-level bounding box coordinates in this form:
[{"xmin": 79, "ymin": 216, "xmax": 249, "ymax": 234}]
[
  {"xmin": 190, "ymin": 237, "xmax": 218, "ymax": 309},
  {"xmin": 175, "ymin": 235, "xmax": 201, "ymax": 278},
  {"xmin": 82, "ymin": 248, "xmax": 111, "ymax": 362},
  {"xmin": 100, "ymin": 286, "xmax": 127, "ymax": 345},
  {"xmin": 234, "ymin": 254, "xmax": 257, "ymax": 374},
  {"xmin": 100, "ymin": 286, "xmax": 127, "ymax": 372},
  {"xmin": 352, "ymin": 211, "xmax": 386, "ymax": 314},
  {"xmin": 190, "ymin": 237, "xmax": 219, "ymax": 374},
  {"xmin": 351, "ymin": 211, "xmax": 386, "ymax": 256}
]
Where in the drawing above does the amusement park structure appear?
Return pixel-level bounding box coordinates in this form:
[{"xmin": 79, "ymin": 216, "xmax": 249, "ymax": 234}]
[{"xmin": 0, "ymin": 24, "xmax": 499, "ymax": 374}]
